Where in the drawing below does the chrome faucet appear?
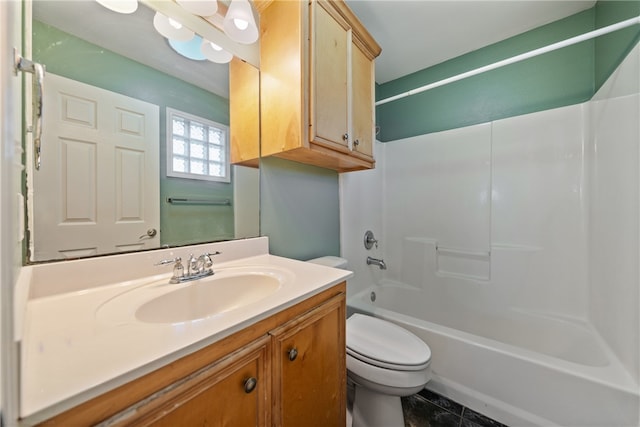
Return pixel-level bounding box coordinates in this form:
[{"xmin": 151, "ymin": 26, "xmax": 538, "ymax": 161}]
[
  {"xmin": 156, "ymin": 251, "xmax": 221, "ymax": 283},
  {"xmin": 366, "ymin": 256, "xmax": 387, "ymax": 270},
  {"xmin": 188, "ymin": 252, "xmax": 214, "ymax": 275}
]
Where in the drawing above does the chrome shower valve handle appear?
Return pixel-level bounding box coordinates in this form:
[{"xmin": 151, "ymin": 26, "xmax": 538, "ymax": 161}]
[{"xmin": 364, "ymin": 230, "xmax": 378, "ymax": 250}]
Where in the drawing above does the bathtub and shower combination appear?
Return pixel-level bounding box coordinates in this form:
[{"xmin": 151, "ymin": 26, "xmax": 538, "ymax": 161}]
[
  {"xmin": 348, "ymin": 275, "xmax": 638, "ymax": 426},
  {"xmin": 341, "ymin": 48, "xmax": 640, "ymax": 426},
  {"xmin": 344, "ymin": 120, "xmax": 640, "ymax": 427}
]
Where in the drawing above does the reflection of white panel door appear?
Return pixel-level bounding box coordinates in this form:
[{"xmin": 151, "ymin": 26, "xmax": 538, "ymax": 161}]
[{"xmin": 33, "ymin": 73, "xmax": 159, "ymax": 260}]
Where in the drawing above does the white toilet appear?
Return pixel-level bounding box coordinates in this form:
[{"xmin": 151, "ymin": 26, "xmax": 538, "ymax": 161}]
[{"xmin": 307, "ymin": 257, "xmax": 432, "ymax": 427}]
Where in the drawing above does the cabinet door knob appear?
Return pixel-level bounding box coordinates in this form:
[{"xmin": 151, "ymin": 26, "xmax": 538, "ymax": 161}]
[
  {"xmin": 288, "ymin": 347, "xmax": 298, "ymax": 361},
  {"xmin": 342, "ymin": 133, "xmax": 349, "ymax": 142},
  {"xmin": 243, "ymin": 377, "xmax": 257, "ymax": 393},
  {"xmin": 353, "ymin": 139, "xmax": 360, "ymax": 146}
]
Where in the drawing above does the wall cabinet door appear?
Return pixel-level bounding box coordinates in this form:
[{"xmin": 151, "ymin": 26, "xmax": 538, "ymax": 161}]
[
  {"xmin": 259, "ymin": 0, "xmax": 380, "ymax": 172},
  {"xmin": 311, "ymin": 1, "xmax": 349, "ymax": 150},
  {"xmin": 271, "ymin": 294, "xmax": 346, "ymax": 427},
  {"xmin": 230, "ymin": 57, "xmax": 260, "ymax": 168},
  {"xmin": 351, "ymin": 42, "xmax": 375, "ymax": 158},
  {"xmin": 114, "ymin": 337, "xmax": 270, "ymax": 427}
]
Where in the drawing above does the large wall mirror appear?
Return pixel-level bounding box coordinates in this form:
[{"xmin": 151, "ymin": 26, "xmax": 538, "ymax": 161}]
[{"xmin": 26, "ymin": 0, "xmax": 260, "ymax": 263}]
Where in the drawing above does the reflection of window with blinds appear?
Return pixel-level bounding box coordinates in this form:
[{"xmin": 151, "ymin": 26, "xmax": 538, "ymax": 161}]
[{"xmin": 166, "ymin": 107, "xmax": 230, "ymax": 183}]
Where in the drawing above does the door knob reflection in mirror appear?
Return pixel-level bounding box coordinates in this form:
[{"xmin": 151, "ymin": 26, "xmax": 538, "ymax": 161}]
[{"xmin": 139, "ymin": 228, "xmax": 158, "ymax": 239}]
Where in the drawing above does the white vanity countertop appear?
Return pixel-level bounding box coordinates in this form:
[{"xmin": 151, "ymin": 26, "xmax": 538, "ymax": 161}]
[{"xmin": 19, "ymin": 238, "xmax": 352, "ymax": 423}]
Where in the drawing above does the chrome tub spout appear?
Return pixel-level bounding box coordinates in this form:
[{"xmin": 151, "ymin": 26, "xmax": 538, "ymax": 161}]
[{"xmin": 366, "ymin": 256, "xmax": 387, "ymax": 270}]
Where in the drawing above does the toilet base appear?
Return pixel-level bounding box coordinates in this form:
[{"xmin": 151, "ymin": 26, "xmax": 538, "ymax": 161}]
[{"xmin": 351, "ymin": 384, "xmax": 404, "ymax": 427}]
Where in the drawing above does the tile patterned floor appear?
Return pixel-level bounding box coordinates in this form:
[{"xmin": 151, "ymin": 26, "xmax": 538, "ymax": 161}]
[{"xmin": 402, "ymin": 389, "xmax": 508, "ymax": 427}]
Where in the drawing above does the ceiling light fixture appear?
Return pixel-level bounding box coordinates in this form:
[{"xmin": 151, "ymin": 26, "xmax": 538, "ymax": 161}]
[
  {"xmin": 201, "ymin": 39, "xmax": 233, "ymax": 63},
  {"xmin": 95, "ymin": 0, "xmax": 138, "ymax": 14},
  {"xmin": 223, "ymin": 0, "xmax": 258, "ymax": 44},
  {"xmin": 151, "ymin": 0, "xmax": 259, "ymax": 63},
  {"xmin": 176, "ymin": 0, "xmax": 218, "ymax": 17},
  {"xmin": 153, "ymin": 11, "xmax": 194, "ymax": 41},
  {"xmin": 168, "ymin": 35, "xmax": 207, "ymax": 61}
]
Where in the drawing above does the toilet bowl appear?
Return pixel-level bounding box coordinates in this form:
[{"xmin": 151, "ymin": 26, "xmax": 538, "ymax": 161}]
[
  {"xmin": 307, "ymin": 256, "xmax": 432, "ymax": 427},
  {"xmin": 347, "ymin": 313, "xmax": 432, "ymax": 427}
]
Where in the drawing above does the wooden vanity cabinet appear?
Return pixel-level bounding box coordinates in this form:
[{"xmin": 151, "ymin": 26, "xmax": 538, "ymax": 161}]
[
  {"xmin": 110, "ymin": 336, "xmax": 271, "ymax": 426},
  {"xmin": 37, "ymin": 283, "xmax": 346, "ymax": 427},
  {"xmin": 272, "ymin": 292, "xmax": 346, "ymax": 426},
  {"xmin": 259, "ymin": 0, "xmax": 381, "ymax": 172}
]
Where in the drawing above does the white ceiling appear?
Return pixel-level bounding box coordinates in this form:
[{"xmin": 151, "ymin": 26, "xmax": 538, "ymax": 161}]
[
  {"xmin": 34, "ymin": 0, "xmax": 597, "ymax": 97},
  {"xmin": 346, "ymin": 0, "xmax": 596, "ymax": 84}
]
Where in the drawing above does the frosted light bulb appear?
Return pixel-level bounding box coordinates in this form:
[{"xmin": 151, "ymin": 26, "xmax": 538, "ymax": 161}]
[
  {"xmin": 96, "ymin": 0, "xmax": 138, "ymax": 14},
  {"xmin": 201, "ymin": 38, "xmax": 233, "ymax": 63},
  {"xmin": 168, "ymin": 18, "xmax": 182, "ymax": 30},
  {"xmin": 223, "ymin": 0, "xmax": 258, "ymax": 44},
  {"xmin": 153, "ymin": 12, "xmax": 194, "ymax": 42},
  {"xmin": 233, "ymin": 18, "xmax": 249, "ymax": 31}
]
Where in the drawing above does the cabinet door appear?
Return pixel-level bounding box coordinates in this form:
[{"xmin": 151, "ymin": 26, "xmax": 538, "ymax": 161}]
[
  {"xmin": 271, "ymin": 294, "xmax": 346, "ymax": 427},
  {"xmin": 351, "ymin": 42, "xmax": 374, "ymax": 159},
  {"xmin": 230, "ymin": 57, "xmax": 260, "ymax": 167},
  {"xmin": 311, "ymin": 1, "xmax": 349, "ymax": 150},
  {"xmin": 114, "ymin": 336, "xmax": 270, "ymax": 427}
]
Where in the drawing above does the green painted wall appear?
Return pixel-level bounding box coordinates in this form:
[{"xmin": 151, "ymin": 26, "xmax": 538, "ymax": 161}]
[
  {"xmin": 261, "ymin": 1, "xmax": 639, "ymax": 261},
  {"xmin": 376, "ymin": 1, "xmax": 640, "ymax": 142},
  {"xmin": 595, "ymin": 1, "xmax": 640, "ymax": 89},
  {"xmin": 32, "ymin": 21, "xmax": 234, "ymax": 247},
  {"xmin": 260, "ymin": 157, "xmax": 340, "ymax": 260}
]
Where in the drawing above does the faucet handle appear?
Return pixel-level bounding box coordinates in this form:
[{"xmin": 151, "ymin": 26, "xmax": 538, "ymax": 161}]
[
  {"xmin": 155, "ymin": 257, "xmax": 185, "ymax": 282},
  {"xmin": 364, "ymin": 230, "xmax": 378, "ymax": 249},
  {"xmin": 172, "ymin": 258, "xmax": 184, "ymax": 279},
  {"xmin": 202, "ymin": 253, "xmax": 213, "ymax": 269},
  {"xmin": 155, "ymin": 256, "xmax": 182, "ymax": 266},
  {"xmin": 202, "ymin": 251, "xmax": 221, "ymax": 269}
]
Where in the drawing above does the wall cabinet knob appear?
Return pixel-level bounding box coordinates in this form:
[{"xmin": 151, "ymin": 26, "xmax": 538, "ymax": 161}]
[
  {"xmin": 342, "ymin": 133, "xmax": 349, "ymax": 142},
  {"xmin": 243, "ymin": 377, "xmax": 257, "ymax": 393},
  {"xmin": 288, "ymin": 347, "xmax": 298, "ymax": 361},
  {"xmin": 353, "ymin": 139, "xmax": 360, "ymax": 147}
]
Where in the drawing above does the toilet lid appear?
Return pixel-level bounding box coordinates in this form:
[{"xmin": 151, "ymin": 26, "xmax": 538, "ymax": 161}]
[{"xmin": 347, "ymin": 314, "xmax": 431, "ymax": 371}]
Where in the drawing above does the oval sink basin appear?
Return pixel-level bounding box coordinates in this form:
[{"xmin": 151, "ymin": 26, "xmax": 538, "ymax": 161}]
[
  {"xmin": 136, "ymin": 273, "xmax": 280, "ymax": 324},
  {"xmin": 96, "ymin": 266, "xmax": 293, "ymax": 325}
]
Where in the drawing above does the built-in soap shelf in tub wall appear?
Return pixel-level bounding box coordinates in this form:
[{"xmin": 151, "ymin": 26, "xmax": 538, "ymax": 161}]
[
  {"xmin": 435, "ymin": 245, "xmax": 491, "ymax": 281},
  {"xmin": 401, "ymin": 238, "xmax": 547, "ymax": 284},
  {"xmin": 400, "ymin": 237, "xmax": 491, "ymax": 283}
]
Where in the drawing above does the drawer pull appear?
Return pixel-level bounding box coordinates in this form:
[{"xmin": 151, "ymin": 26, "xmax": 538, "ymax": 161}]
[
  {"xmin": 244, "ymin": 377, "xmax": 257, "ymax": 393},
  {"xmin": 288, "ymin": 347, "xmax": 298, "ymax": 361}
]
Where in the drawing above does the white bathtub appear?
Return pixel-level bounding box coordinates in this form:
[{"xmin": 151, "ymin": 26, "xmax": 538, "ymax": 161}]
[{"xmin": 347, "ymin": 281, "xmax": 640, "ymax": 427}]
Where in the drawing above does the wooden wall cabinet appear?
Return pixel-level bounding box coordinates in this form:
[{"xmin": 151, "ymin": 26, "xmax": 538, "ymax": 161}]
[
  {"xmin": 38, "ymin": 284, "xmax": 346, "ymax": 427},
  {"xmin": 259, "ymin": 0, "xmax": 381, "ymax": 172},
  {"xmin": 230, "ymin": 57, "xmax": 260, "ymax": 168}
]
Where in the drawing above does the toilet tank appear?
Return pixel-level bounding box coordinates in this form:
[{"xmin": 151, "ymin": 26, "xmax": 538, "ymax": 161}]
[{"xmin": 307, "ymin": 256, "xmax": 348, "ymax": 269}]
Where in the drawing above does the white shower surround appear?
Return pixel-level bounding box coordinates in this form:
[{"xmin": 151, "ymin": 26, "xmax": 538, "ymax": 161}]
[{"xmin": 340, "ymin": 45, "xmax": 639, "ymax": 426}]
